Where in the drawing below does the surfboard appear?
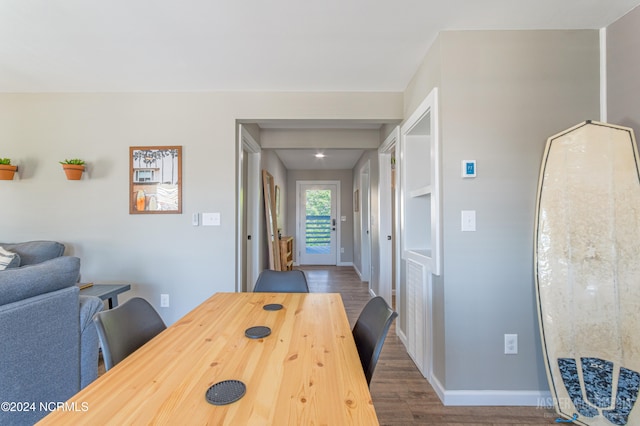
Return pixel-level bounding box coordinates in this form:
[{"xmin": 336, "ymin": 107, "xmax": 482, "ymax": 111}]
[{"xmin": 535, "ymin": 120, "xmax": 640, "ymax": 426}]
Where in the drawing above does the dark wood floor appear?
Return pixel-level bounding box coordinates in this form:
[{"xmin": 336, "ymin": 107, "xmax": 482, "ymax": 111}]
[{"xmin": 300, "ymin": 265, "xmax": 556, "ymax": 426}]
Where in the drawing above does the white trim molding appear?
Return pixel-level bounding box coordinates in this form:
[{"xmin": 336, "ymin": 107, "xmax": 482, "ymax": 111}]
[
  {"xmin": 430, "ymin": 375, "xmax": 552, "ymax": 407},
  {"xmin": 600, "ymin": 27, "xmax": 607, "ymax": 123}
]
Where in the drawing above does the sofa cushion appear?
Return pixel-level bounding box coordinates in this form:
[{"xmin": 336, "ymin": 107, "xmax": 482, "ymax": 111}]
[
  {"xmin": 0, "ymin": 241, "xmax": 65, "ymax": 266},
  {"xmin": 0, "ymin": 247, "xmax": 20, "ymax": 270},
  {"xmin": 0, "ymin": 256, "xmax": 80, "ymax": 306}
]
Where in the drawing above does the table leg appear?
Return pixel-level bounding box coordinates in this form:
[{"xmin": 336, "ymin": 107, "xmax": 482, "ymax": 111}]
[{"xmin": 108, "ymin": 297, "xmax": 119, "ymax": 309}]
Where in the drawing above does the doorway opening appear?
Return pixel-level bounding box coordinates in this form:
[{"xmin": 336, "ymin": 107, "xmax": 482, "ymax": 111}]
[{"xmin": 296, "ymin": 181, "xmax": 340, "ymax": 265}]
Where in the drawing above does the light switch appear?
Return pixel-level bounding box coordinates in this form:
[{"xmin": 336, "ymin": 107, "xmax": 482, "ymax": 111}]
[
  {"xmin": 461, "ymin": 210, "xmax": 476, "ymax": 231},
  {"xmin": 203, "ymin": 212, "xmax": 221, "ymax": 226},
  {"xmin": 341, "ymin": 216, "xmax": 347, "ymax": 222}
]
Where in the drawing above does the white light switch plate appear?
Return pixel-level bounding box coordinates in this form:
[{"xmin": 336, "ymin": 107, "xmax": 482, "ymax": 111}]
[
  {"xmin": 461, "ymin": 210, "xmax": 476, "ymax": 231},
  {"xmin": 202, "ymin": 212, "xmax": 221, "ymax": 226}
]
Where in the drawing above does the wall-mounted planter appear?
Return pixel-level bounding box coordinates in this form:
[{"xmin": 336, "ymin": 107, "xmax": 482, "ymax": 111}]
[
  {"xmin": 62, "ymin": 164, "xmax": 85, "ymax": 180},
  {"xmin": 0, "ymin": 164, "xmax": 18, "ymax": 180}
]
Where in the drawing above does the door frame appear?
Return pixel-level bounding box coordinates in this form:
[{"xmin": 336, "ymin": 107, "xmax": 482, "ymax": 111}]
[
  {"xmin": 295, "ymin": 180, "xmax": 341, "ymax": 266},
  {"xmin": 236, "ymin": 124, "xmax": 261, "ymax": 292},
  {"xmin": 359, "ymin": 161, "xmax": 372, "ymax": 283},
  {"xmin": 377, "ymin": 127, "xmax": 399, "ymax": 307}
]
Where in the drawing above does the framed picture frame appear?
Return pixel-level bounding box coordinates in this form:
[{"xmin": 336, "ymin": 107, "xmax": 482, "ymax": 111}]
[{"xmin": 130, "ymin": 146, "xmax": 182, "ymax": 214}]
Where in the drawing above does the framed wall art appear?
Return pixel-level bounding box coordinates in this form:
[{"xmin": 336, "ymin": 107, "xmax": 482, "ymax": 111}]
[{"xmin": 130, "ymin": 146, "xmax": 182, "ymax": 214}]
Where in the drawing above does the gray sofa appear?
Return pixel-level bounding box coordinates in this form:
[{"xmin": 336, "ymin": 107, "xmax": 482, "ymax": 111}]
[{"xmin": 0, "ymin": 241, "xmax": 103, "ymax": 425}]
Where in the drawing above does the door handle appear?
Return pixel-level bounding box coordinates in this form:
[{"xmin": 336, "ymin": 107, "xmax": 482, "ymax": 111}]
[{"xmin": 332, "ymin": 218, "xmax": 336, "ymax": 231}]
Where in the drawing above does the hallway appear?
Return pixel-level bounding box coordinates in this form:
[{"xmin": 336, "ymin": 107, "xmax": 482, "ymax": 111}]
[{"xmin": 299, "ymin": 265, "xmax": 555, "ymax": 425}]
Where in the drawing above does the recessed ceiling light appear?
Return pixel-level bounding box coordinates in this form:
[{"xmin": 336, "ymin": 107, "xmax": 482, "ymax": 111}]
[{"xmin": 315, "ymin": 153, "xmax": 325, "ymax": 158}]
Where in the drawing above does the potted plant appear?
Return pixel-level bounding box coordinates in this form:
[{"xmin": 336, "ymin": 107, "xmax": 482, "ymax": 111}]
[
  {"xmin": 60, "ymin": 158, "xmax": 86, "ymax": 180},
  {"xmin": 0, "ymin": 158, "xmax": 18, "ymax": 180}
]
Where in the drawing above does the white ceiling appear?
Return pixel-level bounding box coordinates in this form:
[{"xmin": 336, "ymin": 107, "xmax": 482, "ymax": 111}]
[
  {"xmin": 1, "ymin": 0, "xmax": 639, "ymax": 93},
  {"xmin": 274, "ymin": 149, "xmax": 365, "ymax": 170},
  {"xmin": 5, "ymin": 1, "xmax": 639, "ymax": 170}
]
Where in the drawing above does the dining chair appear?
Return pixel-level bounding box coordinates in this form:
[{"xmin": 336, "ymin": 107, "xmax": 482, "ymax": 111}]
[
  {"xmin": 93, "ymin": 297, "xmax": 167, "ymax": 371},
  {"xmin": 253, "ymin": 270, "xmax": 309, "ymax": 293},
  {"xmin": 352, "ymin": 296, "xmax": 398, "ymax": 386}
]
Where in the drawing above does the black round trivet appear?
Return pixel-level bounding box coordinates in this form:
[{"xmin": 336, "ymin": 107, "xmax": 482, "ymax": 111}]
[
  {"xmin": 245, "ymin": 326, "xmax": 271, "ymax": 339},
  {"xmin": 205, "ymin": 379, "xmax": 246, "ymax": 405},
  {"xmin": 263, "ymin": 303, "xmax": 283, "ymax": 311}
]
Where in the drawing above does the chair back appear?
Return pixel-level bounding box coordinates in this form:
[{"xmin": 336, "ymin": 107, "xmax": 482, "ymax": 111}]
[
  {"xmin": 93, "ymin": 297, "xmax": 166, "ymax": 371},
  {"xmin": 253, "ymin": 270, "xmax": 309, "ymax": 293},
  {"xmin": 352, "ymin": 296, "xmax": 398, "ymax": 386}
]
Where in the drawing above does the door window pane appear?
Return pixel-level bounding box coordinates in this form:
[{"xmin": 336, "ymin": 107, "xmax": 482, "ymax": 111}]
[{"xmin": 305, "ymin": 189, "xmax": 331, "ymax": 254}]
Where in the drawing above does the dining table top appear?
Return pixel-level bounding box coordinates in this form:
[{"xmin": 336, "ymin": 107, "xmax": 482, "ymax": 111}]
[{"xmin": 38, "ymin": 292, "xmax": 379, "ymax": 425}]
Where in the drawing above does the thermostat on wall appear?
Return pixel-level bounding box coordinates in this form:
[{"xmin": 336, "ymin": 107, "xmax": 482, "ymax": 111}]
[{"xmin": 462, "ymin": 160, "xmax": 476, "ymax": 178}]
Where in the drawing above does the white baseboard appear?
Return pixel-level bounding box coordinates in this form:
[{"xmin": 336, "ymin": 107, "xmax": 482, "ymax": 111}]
[
  {"xmin": 396, "ymin": 327, "xmax": 407, "ymax": 346},
  {"xmin": 394, "ymin": 325, "xmax": 551, "ymax": 407},
  {"xmin": 430, "ymin": 375, "xmax": 551, "ymax": 406},
  {"xmin": 353, "ymin": 265, "xmax": 363, "ymax": 280}
]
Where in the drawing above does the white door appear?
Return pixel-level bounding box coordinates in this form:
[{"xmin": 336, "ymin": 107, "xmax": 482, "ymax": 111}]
[
  {"xmin": 378, "ymin": 127, "xmax": 399, "ymax": 307},
  {"xmin": 237, "ymin": 125, "xmax": 261, "ymax": 292},
  {"xmin": 297, "ymin": 182, "xmax": 338, "ymax": 265}
]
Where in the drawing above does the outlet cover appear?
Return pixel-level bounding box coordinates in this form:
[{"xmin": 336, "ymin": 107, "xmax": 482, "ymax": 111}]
[
  {"xmin": 504, "ymin": 334, "xmax": 518, "ymax": 355},
  {"xmin": 160, "ymin": 294, "xmax": 169, "ymax": 308}
]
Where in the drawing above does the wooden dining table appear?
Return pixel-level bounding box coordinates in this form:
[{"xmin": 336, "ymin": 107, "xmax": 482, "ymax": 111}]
[{"xmin": 39, "ymin": 292, "xmax": 379, "ymax": 425}]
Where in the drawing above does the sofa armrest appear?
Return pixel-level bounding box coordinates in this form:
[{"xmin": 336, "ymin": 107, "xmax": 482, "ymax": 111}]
[
  {"xmin": 79, "ymin": 295, "xmax": 103, "ymax": 331},
  {"xmin": 0, "ymin": 286, "xmax": 80, "ymax": 425},
  {"xmin": 79, "ymin": 295, "xmax": 103, "ymax": 389}
]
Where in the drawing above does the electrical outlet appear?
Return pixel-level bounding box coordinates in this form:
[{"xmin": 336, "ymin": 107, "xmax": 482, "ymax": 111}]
[
  {"xmin": 504, "ymin": 334, "xmax": 518, "ymax": 355},
  {"xmin": 160, "ymin": 294, "xmax": 170, "ymax": 308}
]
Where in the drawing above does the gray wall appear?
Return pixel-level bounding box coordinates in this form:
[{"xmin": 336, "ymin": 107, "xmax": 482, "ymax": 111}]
[
  {"xmin": 607, "ymin": 5, "xmax": 640, "ymax": 131},
  {"xmin": 403, "ymin": 30, "xmax": 600, "ymax": 391},
  {"xmin": 0, "ymin": 92, "xmax": 402, "ymax": 325},
  {"xmin": 285, "ymin": 169, "xmax": 354, "ymax": 264}
]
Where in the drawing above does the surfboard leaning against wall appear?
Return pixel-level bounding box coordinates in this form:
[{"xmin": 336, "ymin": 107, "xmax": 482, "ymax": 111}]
[{"xmin": 534, "ymin": 120, "xmax": 640, "ymax": 426}]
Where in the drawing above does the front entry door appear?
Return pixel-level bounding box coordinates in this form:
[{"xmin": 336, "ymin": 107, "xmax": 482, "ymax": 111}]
[{"xmin": 297, "ymin": 182, "xmax": 338, "ymax": 265}]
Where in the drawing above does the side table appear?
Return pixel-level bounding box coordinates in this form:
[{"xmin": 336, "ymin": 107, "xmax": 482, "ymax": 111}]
[{"xmin": 79, "ymin": 284, "xmax": 131, "ymax": 309}]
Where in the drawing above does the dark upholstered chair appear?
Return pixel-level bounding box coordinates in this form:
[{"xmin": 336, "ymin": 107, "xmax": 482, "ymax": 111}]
[
  {"xmin": 253, "ymin": 270, "xmax": 309, "ymax": 293},
  {"xmin": 93, "ymin": 297, "xmax": 166, "ymax": 371},
  {"xmin": 352, "ymin": 296, "xmax": 398, "ymax": 386}
]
